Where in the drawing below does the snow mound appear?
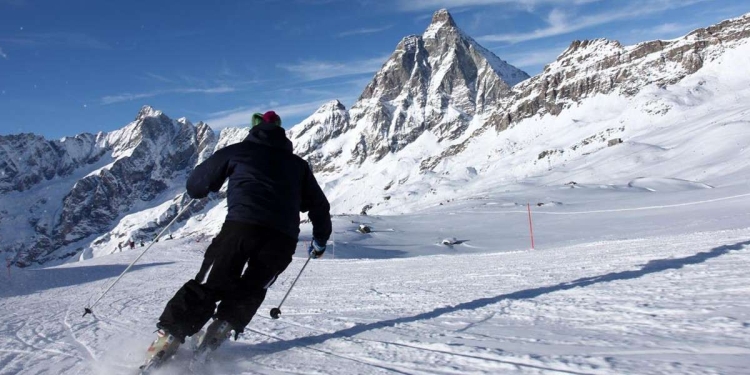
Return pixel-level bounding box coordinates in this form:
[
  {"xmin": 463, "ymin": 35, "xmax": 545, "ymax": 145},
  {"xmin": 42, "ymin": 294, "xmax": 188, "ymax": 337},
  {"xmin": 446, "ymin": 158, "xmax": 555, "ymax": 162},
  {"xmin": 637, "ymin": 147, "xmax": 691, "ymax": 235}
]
[{"xmin": 628, "ymin": 177, "xmax": 714, "ymax": 192}]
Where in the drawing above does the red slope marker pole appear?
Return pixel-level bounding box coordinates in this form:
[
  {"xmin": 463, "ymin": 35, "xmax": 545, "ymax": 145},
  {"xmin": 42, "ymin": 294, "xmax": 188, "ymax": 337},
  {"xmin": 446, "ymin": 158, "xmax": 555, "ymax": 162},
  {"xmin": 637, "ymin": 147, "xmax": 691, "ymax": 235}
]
[{"xmin": 527, "ymin": 203, "xmax": 535, "ymax": 250}]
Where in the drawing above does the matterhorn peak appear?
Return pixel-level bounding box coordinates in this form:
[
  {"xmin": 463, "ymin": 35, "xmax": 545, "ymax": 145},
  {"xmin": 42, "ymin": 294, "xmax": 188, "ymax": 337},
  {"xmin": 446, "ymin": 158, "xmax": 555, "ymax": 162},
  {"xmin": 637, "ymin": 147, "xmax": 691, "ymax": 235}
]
[
  {"xmin": 424, "ymin": 9, "xmax": 459, "ymax": 39},
  {"xmin": 431, "ymin": 9, "xmax": 456, "ymax": 27}
]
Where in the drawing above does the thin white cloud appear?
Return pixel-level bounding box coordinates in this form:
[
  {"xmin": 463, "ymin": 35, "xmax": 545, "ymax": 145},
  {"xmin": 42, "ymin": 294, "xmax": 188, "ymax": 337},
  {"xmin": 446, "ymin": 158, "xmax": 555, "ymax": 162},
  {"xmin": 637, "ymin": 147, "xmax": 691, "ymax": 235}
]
[
  {"xmin": 338, "ymin": 24, "xmax": 394, "ymax": 37},
  {"xmin": 0, "ymin": 46, "xmax": 7, "ymax": 59},
  {"xmin": 1, "ymin": 32, "xmax": 110, "ymax": 49},
  {"xmin": 650, "ymin": 23, "xmax": 689, "ymax": 35},
  {"xmin": 205, "ymin": 100, "xmax": 332, "ymax": 129},
  {"xmin": 632, "ymin": 22, "xmax": 699, "ymax": 40},
  {"xmin": 611, "ymin": 20, "xmax": 709, "ymax": 47},
  {"xmin": 477, "ymin": 0, "xmax": 710, "ymax": 44},
  {"xmin": 219, "ymin": 59, "xmax": 236, "ymax": 77},
  {"xmin": 101, "ymin": 92, "xmax": 156, "ymax": 105},
  {"xmin": 278, "ymin": 54, "xmax": 390, "ymax": 81},
  {"xmin": 144, "ymin": 72, "xmax": 174, "ymax": 83},
  {"xmin": 101, "ymin": 86, "xmax": 235, "ymax": 105},
  {"xmin": 503, "ymin": 45, "xmax": 567, "ymax": 70}
]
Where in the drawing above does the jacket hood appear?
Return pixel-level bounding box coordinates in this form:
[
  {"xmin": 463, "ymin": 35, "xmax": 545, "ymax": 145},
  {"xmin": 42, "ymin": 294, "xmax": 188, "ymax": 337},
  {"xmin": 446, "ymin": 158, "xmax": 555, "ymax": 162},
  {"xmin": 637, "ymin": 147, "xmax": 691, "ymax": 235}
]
[{"xmin": 244, "ymin": 123, "xmax": 293, "ymax": 152}]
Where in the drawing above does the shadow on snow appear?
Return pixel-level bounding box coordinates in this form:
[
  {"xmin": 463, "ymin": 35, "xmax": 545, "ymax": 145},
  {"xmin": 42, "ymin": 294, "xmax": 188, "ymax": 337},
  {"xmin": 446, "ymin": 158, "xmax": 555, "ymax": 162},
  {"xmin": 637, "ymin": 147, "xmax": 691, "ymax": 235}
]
[
  {"xmin": 242, "ymin": 240, "xmax": 750, "ymax": 355},
  {"xmin": 0, "ymin": 262, "xmax": 173, "ymax": 297}
]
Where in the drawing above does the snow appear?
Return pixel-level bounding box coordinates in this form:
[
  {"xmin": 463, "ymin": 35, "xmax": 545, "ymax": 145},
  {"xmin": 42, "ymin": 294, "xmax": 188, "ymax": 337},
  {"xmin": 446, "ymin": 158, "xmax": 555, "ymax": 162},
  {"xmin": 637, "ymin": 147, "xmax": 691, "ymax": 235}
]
[
  {"xmin": 304, "ymin": 39, "xmax": 750, "ymax": 217},
  {"xmin": 627, "ymin": 177, "xmax": 714, "ymax": 192},
  {"xmin": 0, "ymin": 153, "xmax": 116, "ymax": 260},
  {"xmin": 2, "ymin": 184, "xmax": 750, "ymax": 374},
  {"xmin": 136, "ymin": 105, "xmax": 163, "ymax": 121}
]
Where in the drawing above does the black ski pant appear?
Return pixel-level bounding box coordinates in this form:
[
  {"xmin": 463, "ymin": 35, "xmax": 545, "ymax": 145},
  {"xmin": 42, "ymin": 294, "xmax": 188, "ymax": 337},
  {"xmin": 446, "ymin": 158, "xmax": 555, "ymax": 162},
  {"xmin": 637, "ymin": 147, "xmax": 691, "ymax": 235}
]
[{"xmin": 157, "ymin": 221, "xmax": 296, "ymax": 340}]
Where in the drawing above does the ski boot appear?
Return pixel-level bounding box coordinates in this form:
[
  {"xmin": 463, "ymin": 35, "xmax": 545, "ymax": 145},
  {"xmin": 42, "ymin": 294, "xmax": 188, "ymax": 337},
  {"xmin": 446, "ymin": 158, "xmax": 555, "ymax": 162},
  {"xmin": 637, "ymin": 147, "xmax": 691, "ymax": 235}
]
[
  {"xmin": 139, "ymin": 329, "xmax": 181, "ymax": 373},
  {"xmin": 194, "ymin": 319, "xmax": 234, "ymax": 354}
]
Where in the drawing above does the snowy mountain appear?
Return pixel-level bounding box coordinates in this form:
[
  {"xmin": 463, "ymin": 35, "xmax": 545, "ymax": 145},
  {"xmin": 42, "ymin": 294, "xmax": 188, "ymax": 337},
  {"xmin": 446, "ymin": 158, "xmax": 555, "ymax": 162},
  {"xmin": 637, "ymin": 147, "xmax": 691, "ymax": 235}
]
[
  {"xmin": 0, "ymin": 106, "xmax": 220, "ymax": 266},
  {"xmin": 290, "ymin": 9, "xmax": 530, "ymax": 171},
  {"xmin": 2, "ymin": 10, "xmax": 750, "ymax": 267},
  {"xmin": 291, "ymin": 10, "xmax": 750, "ymax": 215}
]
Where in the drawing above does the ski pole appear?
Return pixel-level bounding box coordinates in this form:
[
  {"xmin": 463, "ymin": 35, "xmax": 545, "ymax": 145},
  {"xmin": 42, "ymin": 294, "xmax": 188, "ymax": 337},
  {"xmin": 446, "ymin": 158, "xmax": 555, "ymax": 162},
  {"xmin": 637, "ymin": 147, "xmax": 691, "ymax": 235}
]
[
  {"xmin": 270, "ymin": 253, "xmax": 313, "ymax": 319},
  {"xmin": 83, "ymin": 198, "xmax": 196, "ymax": 317}
]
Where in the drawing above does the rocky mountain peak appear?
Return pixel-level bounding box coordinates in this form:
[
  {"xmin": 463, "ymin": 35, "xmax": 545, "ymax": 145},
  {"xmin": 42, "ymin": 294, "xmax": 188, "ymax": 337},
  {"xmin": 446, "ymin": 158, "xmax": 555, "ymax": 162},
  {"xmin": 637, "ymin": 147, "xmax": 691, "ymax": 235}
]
[
  {"xmin": 557, "ymin": 38, "xmax": 623, "ymax": 62},
  {"xmin": 288, "ymin": 100, "xmax": 351, "ymax": 168},
  {"xmin": 135, "ymin": 105, "xmax": 163, "ymax": 121},
  {"xmin": 316, "ymin": 99, "xmax": 347, "ymax": 113},
  {"xmin": 419, "ymin": 12, "xmax": 750, "ymax": 172},
  {"xmin": 424, "ymin": 9, "xmax": 460, "ymax": 40},
  {"xmin": 293, "ymin": 7, "xmax": 529, "ymax": 170},
  {"xmin": 0, "ymin": 106, "xmax": 219, "ymax": 266},
  {"xmin": 430, "ymin": 8, "xmax": 456, "ymax": 28}
]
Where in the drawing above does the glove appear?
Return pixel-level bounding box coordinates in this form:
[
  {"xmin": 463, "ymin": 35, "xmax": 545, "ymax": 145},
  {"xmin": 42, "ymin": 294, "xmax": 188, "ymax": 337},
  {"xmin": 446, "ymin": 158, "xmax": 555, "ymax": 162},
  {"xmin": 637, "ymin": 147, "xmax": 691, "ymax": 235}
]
[{"xmin": 308, "ymin": 239, "xmax": 326, "ymax": 259}]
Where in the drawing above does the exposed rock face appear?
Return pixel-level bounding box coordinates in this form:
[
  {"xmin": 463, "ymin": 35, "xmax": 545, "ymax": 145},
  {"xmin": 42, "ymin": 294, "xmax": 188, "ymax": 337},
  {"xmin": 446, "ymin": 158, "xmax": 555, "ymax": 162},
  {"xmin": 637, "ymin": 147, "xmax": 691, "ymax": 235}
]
[
  {"xmin": 421, "ymin": 12, "xmax": 750, "ymax": 170},
  {"xmin": 0, "ymin": 106, "xmax": 218, "ymax": 266},
  {"xmin": 351, "ymin": 9, "xmax": 528, "ymax": 159},
  {"xmin": 291, "ymin": 11, "xmax": 750, "ymax": 175},
  {"xmin": 289, "ymin": 9, "xmax": 529, "ymax": 172},
  {"xmin": 508, "ymin": 14, "xmax": 750, "ymax": 127},
  {"xmin": 0, "ymin": 133, "xmax": 106, "ymax": 194},
  {"xmin": 55, "ymin": 109, "xmax": 207, "ymax": 245},
  {"xmin": 288, "ymin": 100, "xmax": 350, "ymax": 170}
]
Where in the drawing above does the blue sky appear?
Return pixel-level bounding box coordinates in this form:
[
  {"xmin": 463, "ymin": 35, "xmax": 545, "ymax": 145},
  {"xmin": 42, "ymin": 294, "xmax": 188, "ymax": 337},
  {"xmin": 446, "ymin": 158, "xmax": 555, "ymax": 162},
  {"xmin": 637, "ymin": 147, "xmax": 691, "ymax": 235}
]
[{"xmin": 0, "ymin": 0, "xmax": 747, "ymax": 138}]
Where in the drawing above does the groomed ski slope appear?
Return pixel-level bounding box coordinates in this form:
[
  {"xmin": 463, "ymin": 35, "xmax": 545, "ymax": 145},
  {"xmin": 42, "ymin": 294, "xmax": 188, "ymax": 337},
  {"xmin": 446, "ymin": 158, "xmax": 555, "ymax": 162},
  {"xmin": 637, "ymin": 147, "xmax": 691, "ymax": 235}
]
[{"xmin": 2, "ymin": 184, "xmax": 750, "ymax": 375}]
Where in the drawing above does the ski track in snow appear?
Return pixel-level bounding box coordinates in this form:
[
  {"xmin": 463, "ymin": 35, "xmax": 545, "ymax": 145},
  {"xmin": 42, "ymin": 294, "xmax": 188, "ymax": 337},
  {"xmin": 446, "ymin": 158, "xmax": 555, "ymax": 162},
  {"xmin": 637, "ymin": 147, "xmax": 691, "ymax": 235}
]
[{"xmin": 2, "ymin": 186, "xmax": 750, "ymax": 375}]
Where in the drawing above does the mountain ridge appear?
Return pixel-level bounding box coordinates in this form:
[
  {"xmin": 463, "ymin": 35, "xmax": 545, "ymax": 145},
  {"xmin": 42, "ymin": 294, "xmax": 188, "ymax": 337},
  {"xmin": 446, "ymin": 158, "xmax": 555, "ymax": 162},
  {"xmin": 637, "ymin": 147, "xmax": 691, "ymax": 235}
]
[{"xmin": 2, "ymin": 10, "xmax": 750, "ymax": 266}]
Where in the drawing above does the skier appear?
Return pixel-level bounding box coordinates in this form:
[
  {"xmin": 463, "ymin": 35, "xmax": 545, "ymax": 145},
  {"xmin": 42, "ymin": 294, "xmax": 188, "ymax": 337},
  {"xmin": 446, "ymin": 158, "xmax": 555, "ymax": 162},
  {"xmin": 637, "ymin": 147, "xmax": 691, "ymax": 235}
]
[
  {"xmin": 142, "ymin": 111, "xmax": 331, "ymax": 369},
  {"xmin": 129, "ymin": 240, "xmax": 135, "ymax": 250},
  {"xmin": 118, "ymin": 243, "xmax": 122, "ymax": 251}
]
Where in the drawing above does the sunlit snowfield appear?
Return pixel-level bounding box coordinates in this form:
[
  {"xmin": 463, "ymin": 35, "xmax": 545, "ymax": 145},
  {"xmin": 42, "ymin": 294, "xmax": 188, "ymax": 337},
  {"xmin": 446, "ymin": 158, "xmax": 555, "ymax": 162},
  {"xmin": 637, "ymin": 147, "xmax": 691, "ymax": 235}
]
[{"xmin": 2, "ymin": 181, "xmax": 749, "ymax": 374}]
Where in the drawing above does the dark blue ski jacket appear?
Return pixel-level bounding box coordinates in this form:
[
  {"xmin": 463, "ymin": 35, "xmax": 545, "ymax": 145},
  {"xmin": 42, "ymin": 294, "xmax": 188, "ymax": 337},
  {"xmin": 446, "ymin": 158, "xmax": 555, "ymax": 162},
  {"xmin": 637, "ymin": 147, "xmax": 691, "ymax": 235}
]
[{"xmin": 186, "ymin": 123, "xmax": 331, "ymax": 243}]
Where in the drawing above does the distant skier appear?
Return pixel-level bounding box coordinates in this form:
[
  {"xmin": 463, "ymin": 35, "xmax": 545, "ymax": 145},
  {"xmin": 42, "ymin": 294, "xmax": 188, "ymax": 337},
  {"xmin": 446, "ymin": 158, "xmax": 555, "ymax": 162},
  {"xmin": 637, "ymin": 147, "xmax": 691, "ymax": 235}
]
[
  {"xmin": 142, "ymin": 111, "xmax": 331, "ymax": 368},
  {"xmin": 118, "ymin": 243, "xmax": 122, "ymax": 251},
  {"xmin": 129, "ymin": 240, "xmax": 135, "ymax": 250}
]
